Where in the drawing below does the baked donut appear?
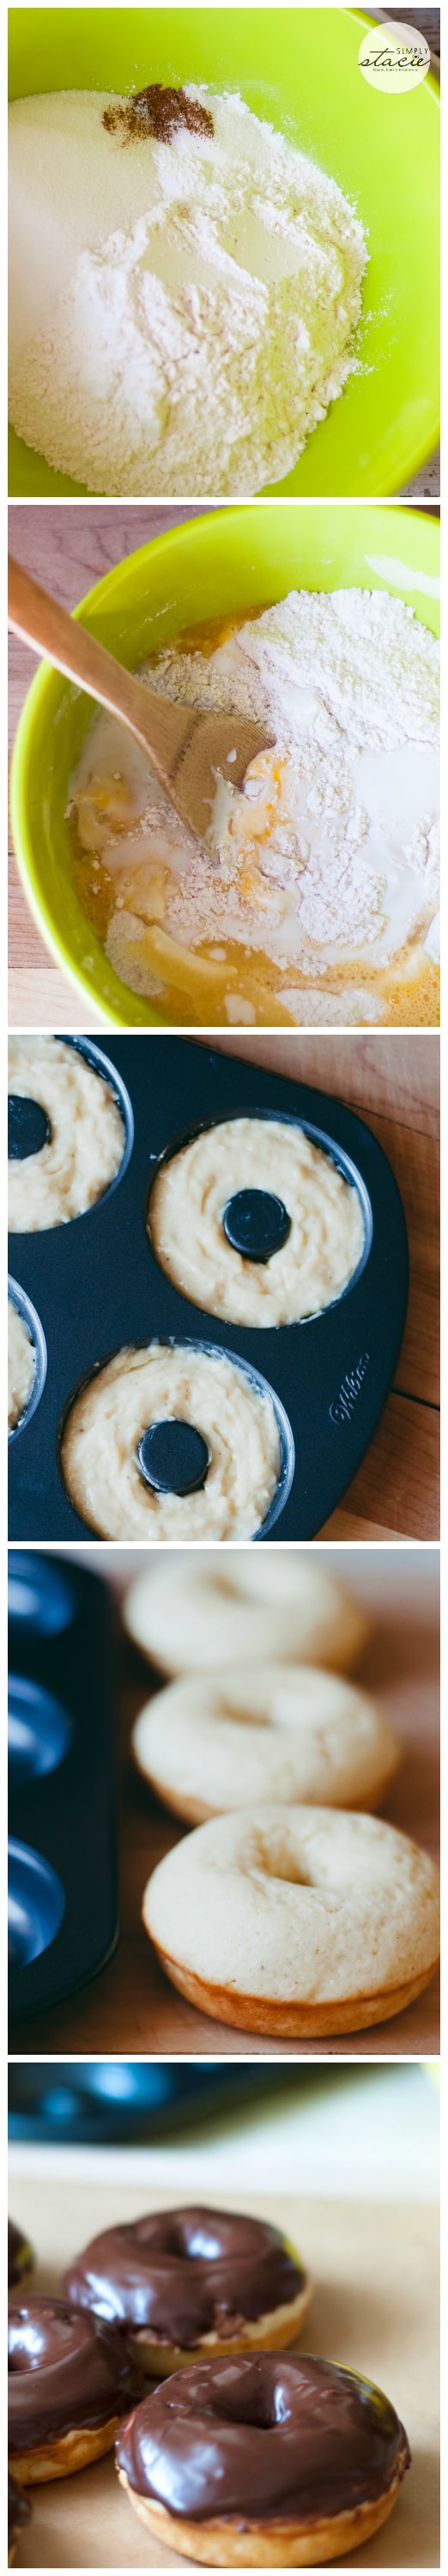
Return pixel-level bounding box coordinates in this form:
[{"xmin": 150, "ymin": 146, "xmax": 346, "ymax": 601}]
[
  {"xmin": 131, "ymin": 1666, "xmax": 400, "ymax": 1823},
  {"xmin": 8, "ymin": 2293, "xmax": 141, "ymax": 2484},
  {"xmin": 148, "ymin": 1115, "xmax": 365, "ymax": 1327},
  {"xmin": 8, "ymin": 2470, "xmax": 30, "ymax": 2566},
  {"xmin": 143, "ymin": 1806, "xmax": 440, "ymax": 2038},
  {"xmin": 9, "ymin": 2220, "xmax": 33, "ymax": 2290},
  {"xmin": 8, "ymin": 1036, "xmax": 124, "ymax": 1230},
  {"xmin": 124, "ymin": 1552, "xmax": 368, "ymax": 1675},
  {"xmin": 60, "ymin": 1343, "xmax": 282, "ymax": 1541},
  {"xmin": 116, "ymin": 2352, "xmax": 410, "ymax": 2566},
  {"xmin": 64, "ymin": 2208, "xmax": 311, "ymax": 2377}
]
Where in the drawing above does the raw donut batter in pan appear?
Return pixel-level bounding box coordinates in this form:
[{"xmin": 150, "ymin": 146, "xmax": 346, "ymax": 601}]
[
  {"xmin": 60, "ymin": 1343, "xmax": 282, "ymax": 1540},
  {"xmin": 148, "ymin": 1115, "xmax": 365, "ymax": 1325},
  {"xmin": 8, "ymin": 1300, "xmax": 35, "ymax": 1431},
  {"xmin": 8, "ymin": 1036, "xmax": 124, "ymax": 1230}
]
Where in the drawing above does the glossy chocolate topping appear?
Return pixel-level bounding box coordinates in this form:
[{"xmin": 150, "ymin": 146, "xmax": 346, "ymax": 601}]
[
  {"xmin": 9, "ymin": 2294, "xmax": 141, "ymax": 2455},
  {"xmin": 9, "ymin": 2219, "xmax": 33, "ymax": 2288},
  {"xmin": 8, "ymin": 2470, "xmax": 31, "ymax": 2549},
  {"xmin": 116, "ymin": 2354, "xmax": 410, "ymax": 2525},
  {"xmin": 64, "ymin": 2208, "xmax": 305, "ymax": 2347}
]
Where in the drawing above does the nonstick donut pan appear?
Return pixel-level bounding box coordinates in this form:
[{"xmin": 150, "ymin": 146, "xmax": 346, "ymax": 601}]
[
  {"xmin": 8, "ymin": 1551, "xmax": 118, "ymax": 2021},
  {"xmin": 8, "ymin": 1037, "xmax": 409, "ymax": 1542}
]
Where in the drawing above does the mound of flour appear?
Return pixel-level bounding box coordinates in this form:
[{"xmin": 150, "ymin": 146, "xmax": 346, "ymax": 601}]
[
  {"xmin": 9, "ymin": 85, "xmax": 366, "ymax": 495},
  {"xmin": 70, "ymin": 586, "xmax": 439, "ymax": 1022}
]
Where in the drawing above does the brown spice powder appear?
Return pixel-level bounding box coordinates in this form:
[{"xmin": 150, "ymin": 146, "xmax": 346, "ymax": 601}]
[{"xmin": 102, "ymin": 84, "xmax": 214, "ymax": 145}]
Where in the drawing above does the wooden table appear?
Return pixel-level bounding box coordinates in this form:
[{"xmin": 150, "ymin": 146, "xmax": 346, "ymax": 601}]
[
  {"xmin": 10, "ymin": 1552, "xmax": 439, "ymax": 2060},
  {"xmin": 9, "ymin": 2173, "xmax": 439, "ymax": 2568}
]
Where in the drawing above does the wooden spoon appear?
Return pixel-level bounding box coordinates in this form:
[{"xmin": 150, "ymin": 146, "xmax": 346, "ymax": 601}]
[{"xmin": 9, "ymin": 556, "xmax": 274, "ymax": 848}]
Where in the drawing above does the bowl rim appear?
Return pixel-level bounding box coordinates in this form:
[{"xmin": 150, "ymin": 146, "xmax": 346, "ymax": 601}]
[{"xmin": 9, "ymin": 500, "xmax": 440, "ymax": 1029}]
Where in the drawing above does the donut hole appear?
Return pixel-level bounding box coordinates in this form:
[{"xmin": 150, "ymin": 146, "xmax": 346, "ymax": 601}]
[{"xmin": 253, "ymin": 1829, "xmax": 312, "ymax": 1886}]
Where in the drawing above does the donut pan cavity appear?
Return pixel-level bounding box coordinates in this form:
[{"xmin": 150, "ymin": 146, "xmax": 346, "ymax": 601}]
[
  {"xmin": 8, "ymin": 1039, "xmax": 409, "ymax": 1542},
  {"xmin": 8, "ymin": 1273, "xmax": 47, "ymax": 1441},
  {"xmin": 8, "ymin": 1552, "xmax": 118, "ymax": 2021}
]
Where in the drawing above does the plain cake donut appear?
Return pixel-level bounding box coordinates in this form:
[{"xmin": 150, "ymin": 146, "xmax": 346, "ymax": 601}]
[
  {"xmin": 142, "ymin": 1805, "xmax": 440, "ymax": 2038},
  {"xmin": 124, "ymin": 1553, "xmax": 369, "ymax": 1674},
  {"xmin": 64, "ymin": 2207, "xmax": 311, "ymax": 2376},
  {"xmin": 8, "ymin": 2293, "xmax": 140, "ymax": 2484},
  {"xmin": 116, "ymin": 2351, "xmax": 410, "ymax": 2567},
  {"xmin": 8, "ymin": 1036, "xmax": 124, "ymax": 1230},
  {"xmin": 148, "ymin": 1115, "xmax": 365, "ymax": 1327},
  {"xmin": 132, "ymin": 1666, "xmax": 399, "ymax": 1821}
]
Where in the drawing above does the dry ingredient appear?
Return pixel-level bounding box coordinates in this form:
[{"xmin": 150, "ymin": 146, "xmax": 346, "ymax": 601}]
[
  {"xmin": 70, "ymin": 586, "xmax": 440, "ymax": 1029},
  {"xmin": 102, "ymin": 83, "xmax": 215, "ymax": 144},
  {"xmin": 9, "ymin": 82, "xmax": 366, "ymax": 495}
]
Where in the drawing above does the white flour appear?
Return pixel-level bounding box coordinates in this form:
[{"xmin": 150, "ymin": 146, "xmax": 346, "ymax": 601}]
[
  {"xmin": 70, "ymin": 586, "xmax": 439, "ymax": 1017},
  {"xmin": 9, "ymin": 85, "xmax": 366, "ymax": 495}
]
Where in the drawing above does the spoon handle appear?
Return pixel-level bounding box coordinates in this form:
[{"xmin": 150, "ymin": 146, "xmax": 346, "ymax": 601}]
[{"xmin": 8, "ymin": 553, "xmax": 197, "ymax": 786}]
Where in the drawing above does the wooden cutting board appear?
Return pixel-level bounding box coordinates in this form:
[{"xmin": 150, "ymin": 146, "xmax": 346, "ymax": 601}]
[{"xmin": 9, "ymin": 2179, "xmax": 439, "ymax": 2568}]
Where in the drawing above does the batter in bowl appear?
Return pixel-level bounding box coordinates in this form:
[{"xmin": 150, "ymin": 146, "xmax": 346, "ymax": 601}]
[
  {"xmin": 8, "ymin": 1299, "xmax": 35, "ymax": 1431},
  {"xmin": 148, "ymin": 1115, "xmax": 365, "ymax": 1325},
  {"xmin": 8, "ymin": 1038, "xmax": 125, "ymax": 1231},
  {"xmin": 60, "ymin": 1342, "xmax": 283, "ymax": 1540},
  {"xmin": 69, "ymin": 586, "xmax": 440, "ymax": 1030}
]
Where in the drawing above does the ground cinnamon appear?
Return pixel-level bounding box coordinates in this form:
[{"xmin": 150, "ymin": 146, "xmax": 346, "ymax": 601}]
[{"xmin": 102, "ymin": 84, "xmax": 214, "ymax": 144}]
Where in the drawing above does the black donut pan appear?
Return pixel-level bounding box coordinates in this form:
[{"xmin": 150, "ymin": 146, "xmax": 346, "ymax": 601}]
[
  {"xmin": 8, "ymin": 1036, "xmax": 409, "ymax": 1543},
  {"xmin": 8, "ymin": 1552, "xmax": 118, "ymax": 2022}
]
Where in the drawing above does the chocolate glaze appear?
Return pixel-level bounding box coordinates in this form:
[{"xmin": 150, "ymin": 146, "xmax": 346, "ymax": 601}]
[
  {"xmin": 9, "ymin": 2220, "xmax": 33, "ymax": 2289},
  {"xmin": 116, "ymin": 2354, "xmax": 410, "ymax": 2526},
  {"xmin": 9, "ymin": 2294, "xmax": 141, "ymax": 2455},
  {"xmin": 64, "ymin": 2208, "xmax": 305, "ymax": 2347},
  {"xmin": 8, "ymin": 2471, "xmax": 31, "ymax": 2549}
]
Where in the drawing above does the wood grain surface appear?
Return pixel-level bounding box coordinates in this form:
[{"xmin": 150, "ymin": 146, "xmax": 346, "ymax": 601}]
[
  {"xmin": 9, "ymin": 1553, "xmax": 439, "ymax": 2061},
  {"xmin": 9, "ymin": 2175, "xmax": 439, "ymax": 2568},
  {"xmin": 199, "ymin": 1034, "xmax": 439, "ymax": 1541}
]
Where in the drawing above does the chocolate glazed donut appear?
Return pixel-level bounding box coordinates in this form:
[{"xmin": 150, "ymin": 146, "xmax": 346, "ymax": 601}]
[
  {"xmin": 9, "ymin": 2294, "xmax": 142, "ymax": 2485},
  {"xmin": 116, "ymin": 2353, "xmax": 411, "ymax": 2568},
  {"xmin": 8, "ymin": 2471, "xmax": 31, "ymax": 2566},
  {"xmin": 64, "ymin": 2207, "xmax": 312, "ymax": 2374}
]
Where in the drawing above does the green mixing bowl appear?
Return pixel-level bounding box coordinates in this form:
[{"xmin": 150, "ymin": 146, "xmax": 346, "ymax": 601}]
[
  {"xmin": 9, "ymin": 6, "xmax": 439, "ymax": 499},
  {"xmin": 10, "ymin": 501, "xmax": 440, "ymax": 1027}
]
